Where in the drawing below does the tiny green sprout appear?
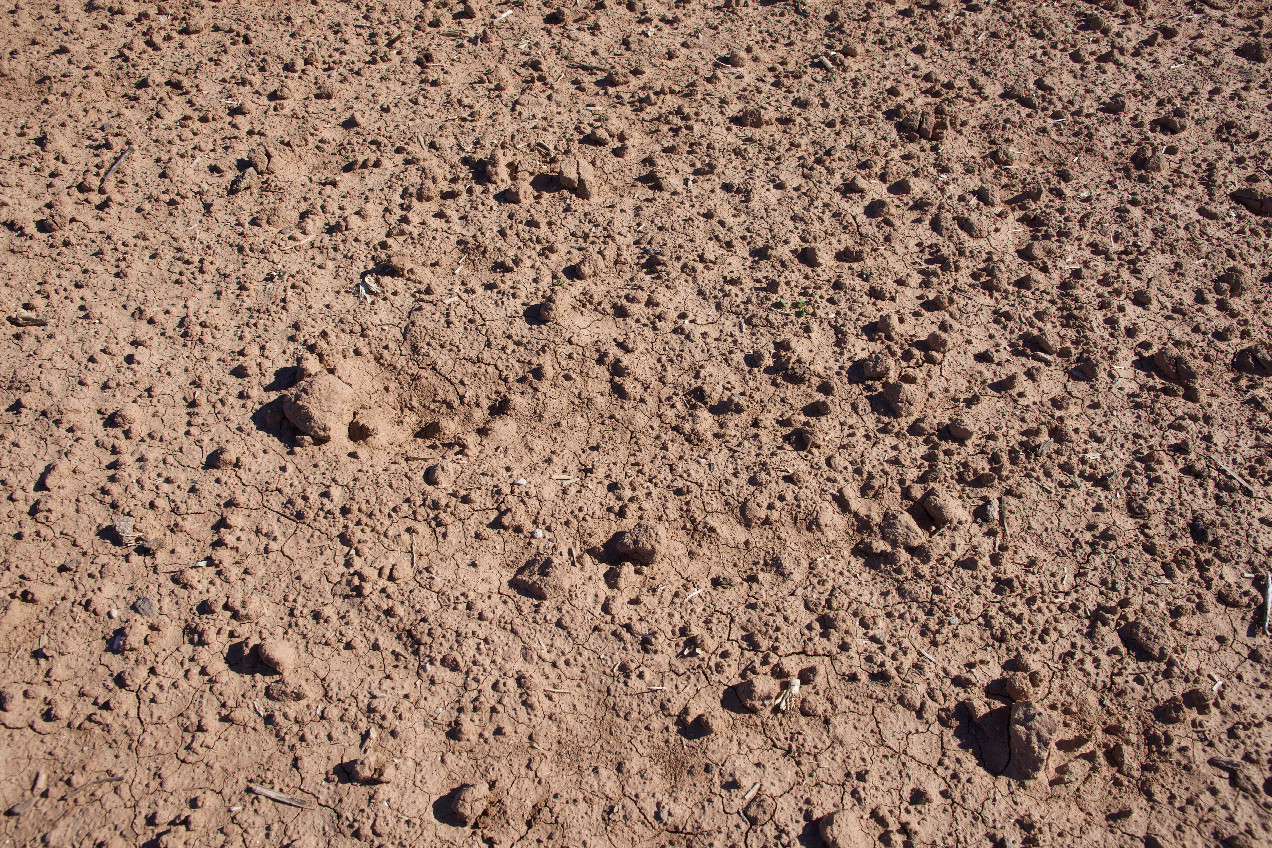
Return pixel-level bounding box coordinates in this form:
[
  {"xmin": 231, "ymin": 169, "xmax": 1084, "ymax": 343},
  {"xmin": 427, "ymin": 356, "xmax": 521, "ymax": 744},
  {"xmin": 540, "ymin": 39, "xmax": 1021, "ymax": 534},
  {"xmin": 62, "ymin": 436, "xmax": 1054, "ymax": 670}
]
[{"xmin": 553, "ymin": 279, "xmax": 565, "ymax": 287}]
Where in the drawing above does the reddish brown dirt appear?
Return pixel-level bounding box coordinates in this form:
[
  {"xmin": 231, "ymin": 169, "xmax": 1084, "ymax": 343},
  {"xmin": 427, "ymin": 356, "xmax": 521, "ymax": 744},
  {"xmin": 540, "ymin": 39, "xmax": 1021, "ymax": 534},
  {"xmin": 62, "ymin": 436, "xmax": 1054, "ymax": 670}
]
[{"xmin": 2, "ymin": 1, "xmax": 1272, "ymax": 846}]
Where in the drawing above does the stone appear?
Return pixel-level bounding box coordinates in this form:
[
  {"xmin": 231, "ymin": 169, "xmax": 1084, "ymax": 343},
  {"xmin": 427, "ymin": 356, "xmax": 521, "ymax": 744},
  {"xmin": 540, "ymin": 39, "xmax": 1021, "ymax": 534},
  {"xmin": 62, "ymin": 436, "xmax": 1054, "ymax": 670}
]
[
  {"xmin": 877, "ymin": 312, "xmax": 899, "ymax": 340},
  {"xmin": 1000, "ymin": 672, "xmax": 1033, "ymax": 702}
]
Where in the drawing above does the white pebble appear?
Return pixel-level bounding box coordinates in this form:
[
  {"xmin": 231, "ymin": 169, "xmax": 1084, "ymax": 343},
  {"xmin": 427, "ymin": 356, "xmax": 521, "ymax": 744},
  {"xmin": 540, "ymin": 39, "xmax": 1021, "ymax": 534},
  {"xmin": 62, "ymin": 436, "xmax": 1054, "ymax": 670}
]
[
  {"xmin": 514, "ymin": 478, "xmax": 528, "ymax": 486},
  {"xmin": 108, "ymin": 609, "xmax": 119, "ymax": 619},
  {"xmin": 530, "ymin": 528, "xmax": 544, "ymax": 539}
]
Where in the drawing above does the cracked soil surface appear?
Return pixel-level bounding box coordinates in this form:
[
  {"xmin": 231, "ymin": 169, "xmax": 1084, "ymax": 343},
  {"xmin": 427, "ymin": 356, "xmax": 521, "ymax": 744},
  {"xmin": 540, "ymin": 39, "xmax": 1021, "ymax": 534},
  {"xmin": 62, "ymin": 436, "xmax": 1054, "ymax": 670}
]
[{"xmin": 2, "ymin": 0, "xmax": 1272, "ymax": 846}]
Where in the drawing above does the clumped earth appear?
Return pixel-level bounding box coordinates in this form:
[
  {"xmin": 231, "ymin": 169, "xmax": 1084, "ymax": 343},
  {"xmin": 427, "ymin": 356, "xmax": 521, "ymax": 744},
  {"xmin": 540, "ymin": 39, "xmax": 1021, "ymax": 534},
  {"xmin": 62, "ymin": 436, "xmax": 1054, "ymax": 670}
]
[{"xmin": 2, "ymin": 0, "xmax": 1272, "ymax": 846}]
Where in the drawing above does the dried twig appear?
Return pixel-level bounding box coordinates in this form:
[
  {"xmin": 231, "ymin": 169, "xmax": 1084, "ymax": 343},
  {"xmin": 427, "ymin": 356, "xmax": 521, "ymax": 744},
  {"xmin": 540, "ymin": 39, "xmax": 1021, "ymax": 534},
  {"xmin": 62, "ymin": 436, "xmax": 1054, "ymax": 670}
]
[
  {"xmin": 1264, "ymin": 572, "xmax": 1270, "ymax": 637},
  {"xmin": 62, "ymin": 776, "xmax": 122, "ymax": 802},
  {"xmin": 282, "ymin": 233, "xmax": 316, "ymax": 250},
  {"xmin": 7, "ymin": 311, "xmax": 48, "ymax": 327},
  {"xmin": 99, "ymin": 147, "xmax": 132, "ymax": 193},
  {"xmin": 1209, "ymin": 454, "xmax": 1255, "ymax": 496},
  {"xmin": 246, "ymin": 783, "xmax": 313, "ymax": 810}
]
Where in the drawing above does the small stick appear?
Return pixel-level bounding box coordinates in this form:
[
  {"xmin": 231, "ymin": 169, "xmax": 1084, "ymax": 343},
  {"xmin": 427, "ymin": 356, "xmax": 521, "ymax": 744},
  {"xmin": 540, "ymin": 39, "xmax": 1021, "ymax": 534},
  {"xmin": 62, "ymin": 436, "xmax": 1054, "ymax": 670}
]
[
  {"xmin": 1263, "ymin": 572, "xmax": 1270, "ymax": 636},
  {"xmin": 742, "ymin": 782, "xmax": 761, "ymax": 804},
  {"xmin": 246, "ymin": 783, "xmax": 313, "ymax": 810},
  {"xmin": 494, "ymin": 9, "xmax": 514, "ymax": 21},
  {"xmin": 98, "ymin": 147, "xmax": 132, "ymax": 193},
  {"xmin": 63, "ymin": 776, "xmax": 122, "ymax": 802},
  {"xmin": 282, "ymin": 233, "xmax": 316, "ymax": 250},
  {"xmin": 1209, "ymin": 454, "xmax": 1255, "ymax": 496}
]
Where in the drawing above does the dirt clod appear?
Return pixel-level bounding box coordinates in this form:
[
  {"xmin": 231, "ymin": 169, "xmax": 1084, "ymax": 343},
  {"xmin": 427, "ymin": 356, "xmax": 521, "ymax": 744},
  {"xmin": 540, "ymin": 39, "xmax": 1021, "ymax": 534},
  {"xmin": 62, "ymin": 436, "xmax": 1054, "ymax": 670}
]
[
  {"xmin": 282, "ymin": 373, "xmax": 355, "ymax": 442},
  {"xmin": 348, "ymin": 754, "xmax": 393, "ymax": 785},
  {"xmin": 735, "ymin": 676, "xmax": 779, "ymax": 713},
  {"xmin": 257, "ymin": 639, "xmax": 299, "ymax": 677},
  {"xmin": 613, "ymin": 523, "xmax": 661, "ymax": 565},
  {"xmin": 1122, "ymin": 619, "xmax": 1172, "ymax": 662},
  {"xmin": 819, "ymin": 810, "xmax": 872, "ymax": 848},
  {"xmin": 449, "ymin": 782, "xmax": 489, "ymax": 826},
  {"xmin": 1009, "ymin": 701, "xmax": 1057, "ymax": 779},
  {"xmin": 0, "ymin": 4, "xmax": 1269, "ymax": 846}
]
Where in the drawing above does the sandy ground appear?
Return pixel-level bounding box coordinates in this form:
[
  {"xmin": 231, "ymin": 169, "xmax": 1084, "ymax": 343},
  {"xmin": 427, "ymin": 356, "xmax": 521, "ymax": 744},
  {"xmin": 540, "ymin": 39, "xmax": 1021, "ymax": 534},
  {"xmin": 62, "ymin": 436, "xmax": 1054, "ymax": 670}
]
[{"xmin": 1, "ymin": 0, "xmax": 1272, "ymax": 846}]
